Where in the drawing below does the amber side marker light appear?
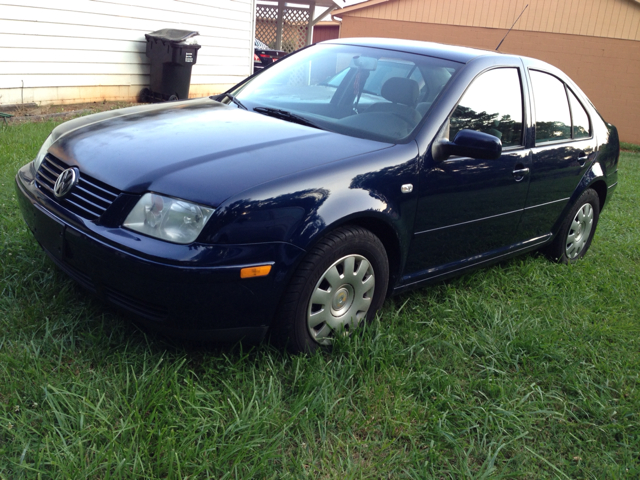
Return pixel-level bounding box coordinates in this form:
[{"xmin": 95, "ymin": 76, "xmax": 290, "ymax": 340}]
[{"xmin": 240, "ymin": 265, "xmax": 272, "ymax": 279}]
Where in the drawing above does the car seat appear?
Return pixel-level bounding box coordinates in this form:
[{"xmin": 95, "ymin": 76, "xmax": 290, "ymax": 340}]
[{"xmin": 367, "ymin": 77, "xmax": 421, "ymax": 125}]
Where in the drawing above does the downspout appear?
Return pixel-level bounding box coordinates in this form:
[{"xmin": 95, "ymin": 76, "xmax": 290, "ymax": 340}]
[
  {"xmin": 276, "ymin": 0, "xmax": 284, "ymax": 51},
  {"xmin": 251, "ymin": 0, "xmax": 257, "ymax": 75}
]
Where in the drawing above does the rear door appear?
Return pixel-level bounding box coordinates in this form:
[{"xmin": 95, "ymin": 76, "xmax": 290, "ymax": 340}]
[{"xmin": 517, "ymin": 69, "xmax": 597, "ymax": 239}]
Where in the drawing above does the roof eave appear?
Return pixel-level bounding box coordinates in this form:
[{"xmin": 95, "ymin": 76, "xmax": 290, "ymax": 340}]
[{"xmin": 333, "ymin": 0, "xmax": 395, "ymax": 17}]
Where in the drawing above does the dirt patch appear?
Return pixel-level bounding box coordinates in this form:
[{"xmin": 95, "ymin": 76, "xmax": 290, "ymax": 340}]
[{"xmin": 1, "ymin": 101, "xmax": 144, "ymax": 124}]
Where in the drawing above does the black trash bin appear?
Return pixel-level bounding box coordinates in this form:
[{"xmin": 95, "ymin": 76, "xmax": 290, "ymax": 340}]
[{"xmin": 142, "ymin": 29, "xmax": 202, "ymax": 102}]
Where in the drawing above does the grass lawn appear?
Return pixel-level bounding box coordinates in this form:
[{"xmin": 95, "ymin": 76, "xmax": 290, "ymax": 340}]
[{"xmin": 1, "ymin": 121, "xmax": 639, "ymax": 478}]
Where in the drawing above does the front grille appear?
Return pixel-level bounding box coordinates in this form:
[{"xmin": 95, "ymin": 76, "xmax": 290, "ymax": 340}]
[{"xmin": 36, "ymin": 155, "xmax": 121, "ymax": 221}]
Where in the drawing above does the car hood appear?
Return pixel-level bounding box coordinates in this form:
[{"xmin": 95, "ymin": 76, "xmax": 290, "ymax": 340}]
[{"xmin": 49, "ymin": 98, "xmax": 391, "ymax": 207}]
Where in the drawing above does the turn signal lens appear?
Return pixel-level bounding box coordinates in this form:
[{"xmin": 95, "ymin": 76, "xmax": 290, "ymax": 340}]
[{"xmin": 240, "ymin": 265, "xmax": 272, "ymax": 279}]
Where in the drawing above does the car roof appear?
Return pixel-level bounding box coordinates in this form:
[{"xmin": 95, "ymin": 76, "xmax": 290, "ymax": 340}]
[{"xmin": 321, "ymin": 37, "xmax": 500, "ymax": 64}]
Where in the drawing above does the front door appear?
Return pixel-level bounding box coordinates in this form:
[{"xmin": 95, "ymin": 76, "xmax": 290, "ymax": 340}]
[{"xmin": 405, "ymin": 67, "xmax": 531, "ymax": 281}]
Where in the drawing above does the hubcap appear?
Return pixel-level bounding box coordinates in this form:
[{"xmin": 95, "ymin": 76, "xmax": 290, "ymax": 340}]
[
  {"xmin": 565, "ymin": 203, "xmax": 594, "ymax": 259},
  {"xmin": 307, "ymin": 254, "xmax": 375, "ymax": 345},
  {"xmin": 331, "ymin": 285, "xmax": 354, "ymax": 314}
]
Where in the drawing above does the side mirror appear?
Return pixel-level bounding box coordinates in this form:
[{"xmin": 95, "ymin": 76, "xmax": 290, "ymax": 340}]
[{"xmin": 433, "ymin": 129, "xmax": 502, "ymax": 162}]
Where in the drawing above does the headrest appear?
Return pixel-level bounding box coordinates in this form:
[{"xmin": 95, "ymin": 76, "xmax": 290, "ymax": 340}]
[{"xmin": 381, "ymin": 77, "xmax": 419, "ymax": 106}]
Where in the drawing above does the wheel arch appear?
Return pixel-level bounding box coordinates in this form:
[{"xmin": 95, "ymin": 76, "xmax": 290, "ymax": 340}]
[
  {"xmin": 545, "ymin": 187, "xmax": 600, "ymax": 264},
  {"xmin": 589, "ymin": 178, "xmax": 607, "ymax": 211},
  {"xmin": 549, "ymin": 162, "xmax": 606, "ymax": 239},
  {"xmin": 576, "ymin": 160, "xmax": 607, "ymax": 213},
  {"xmin": 301, "ymin": 214, "xmax": 404, "ymax": 298},
  {"xmin": 349, "ymin": 217, "xmax": 403, "ymax": 297},
  {"xmin": 571, "ymin": 161, "xmax": 608, "ymax": 212},
  {"xmin": 270, "ymin": 222, "xmax": 393, "ymax": 352}
]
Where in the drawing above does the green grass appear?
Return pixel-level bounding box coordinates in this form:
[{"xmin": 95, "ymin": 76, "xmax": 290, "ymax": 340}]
[
  {"xmin": 621, "ymin": 142, "xmax": 640, "ymax": 153},
  {"xmin": 1, "ymin": 122, "xmax": 639, "ymax": 478}
]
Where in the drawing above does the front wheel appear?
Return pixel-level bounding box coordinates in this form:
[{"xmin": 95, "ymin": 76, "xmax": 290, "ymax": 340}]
[
  {"xmin": 273, "ymin": 226, "xmax": 389, "ymax": 353},
  {"xmin": 546, "ymin": 188, "xmax": 600, "ymax": 264}
]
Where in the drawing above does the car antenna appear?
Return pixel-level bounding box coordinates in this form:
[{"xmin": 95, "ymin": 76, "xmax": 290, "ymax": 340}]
[{"xmin": 496, "ymin": 4, "xmax": 529, "ymax": 51}]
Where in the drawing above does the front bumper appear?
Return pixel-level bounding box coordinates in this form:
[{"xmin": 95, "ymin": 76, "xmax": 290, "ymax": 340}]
[{"xmin": 15, "ymin": 163, "xmax": 305, "ymax": 342}]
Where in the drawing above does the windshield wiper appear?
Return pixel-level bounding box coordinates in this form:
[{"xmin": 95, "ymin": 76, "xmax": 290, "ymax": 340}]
[
  {"xmin": 218, "ymin": 92, "xmax": 247, "ymax": 110},
  {"xmin": 253, "ymin": 107, "xmax": 322, "ymax": 130}
]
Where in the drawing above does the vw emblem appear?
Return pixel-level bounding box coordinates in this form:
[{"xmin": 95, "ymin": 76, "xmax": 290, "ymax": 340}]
[{"xmin": 53, "ymin": 168, "xmax": 79, "ymax": 199}]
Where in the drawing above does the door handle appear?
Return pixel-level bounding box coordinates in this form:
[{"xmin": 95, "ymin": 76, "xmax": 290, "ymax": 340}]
[{"xmin": 577, "ymin": 153, "xmax": 588, "ymax": 166}]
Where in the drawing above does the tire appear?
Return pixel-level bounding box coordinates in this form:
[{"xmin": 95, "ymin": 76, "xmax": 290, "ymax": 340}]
[
  {"xmin": 546, "ymin": 188, "xmax": 600, "ymax": 264},
  {"xmin": 168, "ymin": 94, "xmax": 179, "ymax": 102},
  {"xmin": 273, "ymin": 225, "xmax": 389, "ymax": 354}
]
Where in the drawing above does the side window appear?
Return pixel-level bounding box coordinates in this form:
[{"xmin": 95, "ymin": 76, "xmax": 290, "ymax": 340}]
[
  {"xmin": 449, "ymin": 68, "xmax": 523, "ymax": 148},
  {"xmin": 568, "ymin": 89, "xmax": 591, "ymax": 139},
  {"xmin": 530, "ymin": 70, "xmax": 572, "ymax": 143}
]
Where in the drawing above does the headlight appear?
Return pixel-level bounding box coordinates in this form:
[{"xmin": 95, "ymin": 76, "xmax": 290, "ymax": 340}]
[
  {"xmin": 123, "ymin": 193, "xmax": 215, "ymax": 244},
  {"xmin": 33, "ymin": 134, "xmax": 54, "ymax": 172}
]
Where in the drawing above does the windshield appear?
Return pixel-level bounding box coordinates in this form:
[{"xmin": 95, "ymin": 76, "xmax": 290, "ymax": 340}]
[{"xmin": 231, "ymin": 43, "xmax": 461, "ymax": 143}]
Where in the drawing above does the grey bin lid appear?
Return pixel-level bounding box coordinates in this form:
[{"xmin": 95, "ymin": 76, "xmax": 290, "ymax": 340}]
[{"xmin": 145, "ymin": 29, "xmax": 200, "ymax": 44}]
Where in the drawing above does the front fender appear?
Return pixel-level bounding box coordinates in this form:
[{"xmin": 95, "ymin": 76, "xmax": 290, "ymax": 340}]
[{"xmin": 202, "ymin": 142, "xmax": 420, "ymax": 256}]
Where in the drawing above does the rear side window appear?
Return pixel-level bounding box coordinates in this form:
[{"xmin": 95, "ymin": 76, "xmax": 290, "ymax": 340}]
[
  {"xmin": 449, "ymin": 68, "xmax": 523, "ymax": 148},
  {"xmin": 568, "ymin": 89, "xmax": 591, "ymax": 139},
  {"xmin": 530, "ymin": 70, "xmax": 591, "ymax": 144}
]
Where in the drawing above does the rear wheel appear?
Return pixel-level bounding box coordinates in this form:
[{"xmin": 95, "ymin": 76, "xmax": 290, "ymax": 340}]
[
  {"xmin": 546, "ymin": 188, "xmax": 600, "ymax": 264},
  {"xmin": 273, "ymin": 225, "xmax": 389, "ymax": 353}
]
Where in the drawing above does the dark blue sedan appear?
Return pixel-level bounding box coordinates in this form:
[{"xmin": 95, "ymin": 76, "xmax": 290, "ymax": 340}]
[{"xmin": 15, "ymin": 38, "xmax": 619, "ymax": 353}]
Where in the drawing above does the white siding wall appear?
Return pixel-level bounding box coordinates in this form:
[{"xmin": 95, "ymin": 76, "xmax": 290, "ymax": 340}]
[{"xmin": 0, "ymin": 0, "xmax": 254, "ymax": 105}]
